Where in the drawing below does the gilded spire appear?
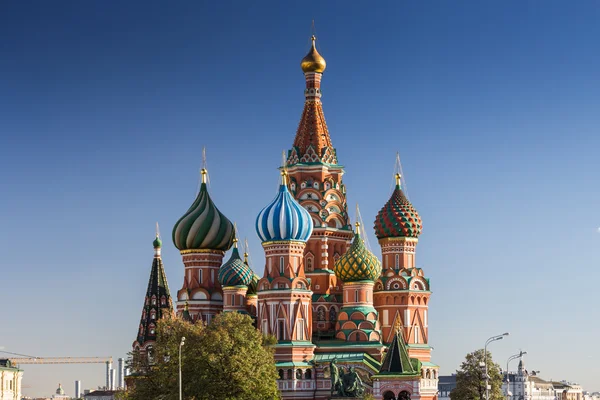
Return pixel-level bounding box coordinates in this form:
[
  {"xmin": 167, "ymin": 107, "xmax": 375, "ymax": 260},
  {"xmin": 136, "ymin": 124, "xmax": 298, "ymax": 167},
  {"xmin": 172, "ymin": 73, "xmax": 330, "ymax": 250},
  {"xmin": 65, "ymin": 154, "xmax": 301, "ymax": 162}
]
[
  {"xmin": 301, "ymin": 35, "xmax": 327, "ymax": 73},
  {"xmin": 201, "ymin": 168, "xmax": 207, "ymax": 184},
  {"xmin": 395, "ymin": 173, "xmax": 401, "ymax": 188}
]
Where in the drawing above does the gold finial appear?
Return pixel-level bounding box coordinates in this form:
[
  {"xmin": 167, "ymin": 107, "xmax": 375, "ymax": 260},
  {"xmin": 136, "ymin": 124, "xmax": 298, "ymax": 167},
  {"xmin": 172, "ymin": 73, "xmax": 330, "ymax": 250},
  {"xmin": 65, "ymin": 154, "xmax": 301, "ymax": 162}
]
[
  {"xmin": 355, "ymin": 221, "xmax": 361, "ymax": 235},
  {"xmin": 201, "ymin": 168, "xmax": 207, "ymax": 184},
  {"xmin": 281, "ymin": 169, "xmax": 288, "ymax": 185},
  {"xmin": 244, "ymin": 238, "xmax": 249, "ymax": 264},
  {"xmin": 395, "ymin": 173, "xmax": 401, "ymax": 187},
  {"xmin": 301, "ymin": 34, "xmax": 327, "ymax": 73},
  {"xmin": 394, "ymin": 317, "xmax": 402, "ymax": 334},
  {"xmin": 184, "ymin": 301, "xmax": 189, "ymax": 311}
]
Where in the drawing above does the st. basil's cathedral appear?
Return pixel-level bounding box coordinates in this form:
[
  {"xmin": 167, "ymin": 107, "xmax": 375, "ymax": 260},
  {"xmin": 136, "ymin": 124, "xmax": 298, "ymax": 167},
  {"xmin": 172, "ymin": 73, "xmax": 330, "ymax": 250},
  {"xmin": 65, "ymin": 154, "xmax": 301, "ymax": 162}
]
[{"xmin": 132, "ymin": 35, "xmax": 439, "ymax": 400}]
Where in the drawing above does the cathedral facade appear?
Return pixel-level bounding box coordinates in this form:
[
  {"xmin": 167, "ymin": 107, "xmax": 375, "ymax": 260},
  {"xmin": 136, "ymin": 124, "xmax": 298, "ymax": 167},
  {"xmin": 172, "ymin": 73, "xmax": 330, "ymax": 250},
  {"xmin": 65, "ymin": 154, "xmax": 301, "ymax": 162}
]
[{"xmin": 133, "ymin": 35, "xmax": 439, "ymax": 400}]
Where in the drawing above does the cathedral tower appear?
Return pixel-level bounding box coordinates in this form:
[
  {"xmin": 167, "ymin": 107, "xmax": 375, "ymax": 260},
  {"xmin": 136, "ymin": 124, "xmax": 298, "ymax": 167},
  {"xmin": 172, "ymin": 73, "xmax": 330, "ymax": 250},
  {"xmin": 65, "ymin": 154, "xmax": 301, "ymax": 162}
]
[
  {"xmin": 373, "ymin": 173, "xmax": 432, "ymax": 362},
  {"xmin": 217, "ymin": 236, "xmax": 255, "ymax": 314},
  {"xmin": 286, "ymin": 36, "xmax": 353, "ymax": 339},
  {"xmin": 132, "ymin": 231, "xmax": 174, "ymax": 357},
  {"xmin": 172, "ymin": 168, "xmax": 235, "ymax": 323},
  {"xmin": 332, "ymin": 222, "xmax": 384, "ymax": 358},
  {"xmin": 255, "ymin": 170, "xmax": 315, "ymax": 368}
]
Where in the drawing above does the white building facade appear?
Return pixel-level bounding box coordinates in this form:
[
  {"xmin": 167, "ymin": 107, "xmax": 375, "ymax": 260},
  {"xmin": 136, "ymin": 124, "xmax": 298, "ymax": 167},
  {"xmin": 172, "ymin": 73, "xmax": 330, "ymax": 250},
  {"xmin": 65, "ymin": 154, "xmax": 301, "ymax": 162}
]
[{"xmin": 0, "ymin": 360, "xmax": 23, "ymax": 400}]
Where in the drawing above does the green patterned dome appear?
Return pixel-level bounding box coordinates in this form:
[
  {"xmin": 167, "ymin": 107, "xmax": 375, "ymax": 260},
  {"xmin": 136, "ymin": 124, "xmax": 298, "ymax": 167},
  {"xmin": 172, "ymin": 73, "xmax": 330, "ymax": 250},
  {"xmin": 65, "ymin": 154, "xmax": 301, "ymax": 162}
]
[
  {"xmin": 218, "ymin": 244, "xmax": 253, "ymax": 287},
  {"xmin": 172, "ymin": 170, "xmax": 235, "ymax": 252},
  {"xmin": 334, "ymin": 224, "xmax": 382, "ymax": 282},
  {"xmin": 374, "ymin": 174, "xmax": 422, "ymax": 239},
  {"xmin": 246, "ymin": 273, "xmax": 260, "ymax": 296},
  {"xmin": 153, "ymin": 235, "xmax": 162, "ymax": 248}
]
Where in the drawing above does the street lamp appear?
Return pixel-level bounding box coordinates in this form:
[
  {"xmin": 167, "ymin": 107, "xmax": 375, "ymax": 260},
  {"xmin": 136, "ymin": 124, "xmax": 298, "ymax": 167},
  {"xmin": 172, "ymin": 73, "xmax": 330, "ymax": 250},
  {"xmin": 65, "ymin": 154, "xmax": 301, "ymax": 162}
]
[
  {"xmin": 179, "ymin": 337, "xmax": 186, "ymax": 400},
  {"xmin": 484, "ymin": 333, "xmax": 509, "ymax": 400},
  {"xmin": 505, "ymin": 351, "xmax": 527, "ymax": 399}
]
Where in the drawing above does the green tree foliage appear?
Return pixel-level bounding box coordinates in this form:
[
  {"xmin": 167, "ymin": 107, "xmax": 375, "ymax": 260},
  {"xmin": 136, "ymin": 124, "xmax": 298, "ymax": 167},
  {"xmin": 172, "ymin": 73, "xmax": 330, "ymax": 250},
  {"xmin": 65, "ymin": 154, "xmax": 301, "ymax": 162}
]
[
  {"xmin": 451, "ymin": 349, "xmax": 503, "ymax": 400},
  {"xmin": 125, "ymin": 312, "xmax": 280, "ymax": 400}
]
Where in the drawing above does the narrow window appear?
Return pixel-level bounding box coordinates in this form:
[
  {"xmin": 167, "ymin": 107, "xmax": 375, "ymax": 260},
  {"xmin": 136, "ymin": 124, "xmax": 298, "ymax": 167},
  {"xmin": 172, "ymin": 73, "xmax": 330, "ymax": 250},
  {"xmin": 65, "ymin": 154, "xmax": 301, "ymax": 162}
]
[
  {"xmin": 415, "ymin": 326, "xmax": 420, "ymax": 344},
  {"xmin": 395, "ymin": 254, "xmax": 400, "ymax": 268},
  {"xmin": 280, "ymin": 257, "xmax": 284, "ymax": 274},
  {"xmin": 307, "ymin": 257, "xmax": 313, "ymax": 271},
  {"xmin": 355, "ymin": 290, "xmax": 359, "ymax": 303},
  {"xmin": 297, "ymin": 319, "xmax": 305, "ymax": 340},
  {"xmin": 199, "ymin": 269, "xmax": 203, "ymax": 284},
  {"xmin": 278, "ymin": 320, "xmax": 285, "ymax": 341}
]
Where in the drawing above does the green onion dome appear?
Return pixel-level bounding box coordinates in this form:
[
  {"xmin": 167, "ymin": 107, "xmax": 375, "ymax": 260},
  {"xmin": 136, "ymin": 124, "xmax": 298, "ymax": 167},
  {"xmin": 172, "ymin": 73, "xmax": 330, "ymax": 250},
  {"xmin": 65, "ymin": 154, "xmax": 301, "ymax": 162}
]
[
  {"xmin": 153, "ymin": 235, "xmax": 162, "ymax": 248},
  {"xmin": 334, "ymin": 223, "xmax": 382, "ymax": 282},
  {"xmin": 172, "ymin": 169, "xmax": 235, "ymax": 252},
  {"xmin": 374, "ymin": 174, "xmax": 422, "ymax": 239},
  {"xmin": 246, "ymin": 273, "xmax": 260, "ymax": 296},
  {"xmin": 218, "ymin": 240, "xmax": 253, "ymax": 287}
]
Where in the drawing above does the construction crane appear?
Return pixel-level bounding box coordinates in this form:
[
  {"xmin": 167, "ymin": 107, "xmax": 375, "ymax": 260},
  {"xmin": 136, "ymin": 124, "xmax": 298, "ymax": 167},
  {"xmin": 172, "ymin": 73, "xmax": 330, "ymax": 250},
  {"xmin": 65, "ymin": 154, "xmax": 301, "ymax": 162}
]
[{"xmin": 8, "ymin": 356, "xmax": 113, "ymax": 366}]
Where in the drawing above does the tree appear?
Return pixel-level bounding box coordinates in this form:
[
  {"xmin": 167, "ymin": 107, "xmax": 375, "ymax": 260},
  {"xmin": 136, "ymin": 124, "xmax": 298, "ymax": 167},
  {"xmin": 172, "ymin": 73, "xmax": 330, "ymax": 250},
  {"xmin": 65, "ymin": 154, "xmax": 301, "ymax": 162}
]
[
  {"xmin": 124, "ymin": 312, "xmax": 280, "ymax": 400},
  {"xmin": 451, "ymin": 349, "xmax": 503, "ymax": 400}
]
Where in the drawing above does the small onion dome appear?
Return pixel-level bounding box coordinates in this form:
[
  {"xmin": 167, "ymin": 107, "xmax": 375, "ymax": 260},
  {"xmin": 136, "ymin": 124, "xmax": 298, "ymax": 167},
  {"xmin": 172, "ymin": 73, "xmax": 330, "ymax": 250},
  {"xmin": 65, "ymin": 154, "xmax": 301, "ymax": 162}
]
[
  {"xmin": 246, "ymin": 273, "xmax": 260, "ymax": 296},
  {"xmin": 218, "ymin": 240, "xmax": 253, "ymax": 287},
  {"xmin": 153, "ymin": 234, "xmax": 162, "ymax": 249},
  {"xmin": 255, "ymin": 171, "xmax": 313, "ymax": 243},
  {"xmin": 334, "ymin": 223, "xmax": 382, "ymax": 282},
  {"xmin": 374, "ymin": 174, "xmax": 422, "ymax": 239},
  {"xmin": 172, "ymin": 169, "xmax": 235, "ymax": 252},
  {"xmin": 301, "ymin": 35, "xmax": 326, "ymax": 73}
]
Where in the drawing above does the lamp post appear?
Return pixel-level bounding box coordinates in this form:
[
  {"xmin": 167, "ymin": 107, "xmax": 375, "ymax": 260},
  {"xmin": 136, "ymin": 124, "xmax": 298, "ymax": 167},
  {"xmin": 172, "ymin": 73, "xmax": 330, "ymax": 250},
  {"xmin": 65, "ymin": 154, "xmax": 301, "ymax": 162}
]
[
  {"xmin": 505, "ymin": 351, "xmax": 527, "ymax": 399},
  {"xmin": 484, "ymin": 333, "xmax": 509, "ymax": 400},
  {"xmin": 179, "ymin": 337, "xmax": 185, "ymax": 400}
]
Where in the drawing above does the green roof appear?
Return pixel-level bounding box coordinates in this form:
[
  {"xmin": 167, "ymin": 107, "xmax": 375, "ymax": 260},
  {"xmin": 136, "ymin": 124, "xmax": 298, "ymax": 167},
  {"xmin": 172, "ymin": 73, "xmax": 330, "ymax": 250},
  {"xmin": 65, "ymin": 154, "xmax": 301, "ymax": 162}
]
[
  {"xmin": 375, "ymin": 331, "xmax": 421, "ymax": 377},
  {"xmin": 313, "ymin": 352, "xmax": 381, "ymax": 372}
]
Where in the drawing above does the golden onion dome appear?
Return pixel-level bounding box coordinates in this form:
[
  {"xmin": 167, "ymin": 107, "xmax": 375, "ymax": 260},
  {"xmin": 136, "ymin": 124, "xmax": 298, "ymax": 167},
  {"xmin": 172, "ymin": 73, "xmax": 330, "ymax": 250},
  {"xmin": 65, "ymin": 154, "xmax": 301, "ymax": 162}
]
[{"xmin": 301, "ymin": 35, "xmax": 326, "ymax": 73}]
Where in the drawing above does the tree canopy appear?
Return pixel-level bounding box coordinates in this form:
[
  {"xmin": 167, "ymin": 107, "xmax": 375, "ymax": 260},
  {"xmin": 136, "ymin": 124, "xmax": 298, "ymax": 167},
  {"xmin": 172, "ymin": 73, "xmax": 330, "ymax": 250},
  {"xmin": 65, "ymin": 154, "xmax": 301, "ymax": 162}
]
[
  {"xmin": 125, "ymin": 312, "xmax": 280, "ymax": 400},
  {"xmin": 451, "ymin": 349, "xmax": 503, "ymax": 400}
]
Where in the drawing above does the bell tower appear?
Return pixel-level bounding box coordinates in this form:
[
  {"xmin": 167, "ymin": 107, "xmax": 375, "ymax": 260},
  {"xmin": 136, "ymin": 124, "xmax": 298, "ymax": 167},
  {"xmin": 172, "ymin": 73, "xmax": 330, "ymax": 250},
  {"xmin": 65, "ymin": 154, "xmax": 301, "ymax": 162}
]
[
  {"xmin": 373, "ymin": 173, "xmax": 432, "ymax": 363},
  {"xmin": 286, "ymin": 36, "xmax": 354, "ymax": 339}
]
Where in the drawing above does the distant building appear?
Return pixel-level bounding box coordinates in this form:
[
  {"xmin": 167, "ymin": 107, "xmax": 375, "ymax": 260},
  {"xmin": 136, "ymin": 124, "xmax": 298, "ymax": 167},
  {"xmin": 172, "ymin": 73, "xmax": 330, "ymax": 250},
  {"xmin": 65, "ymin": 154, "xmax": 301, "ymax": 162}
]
[
  {"xmin": 52, "ymin": 383, "xmax": 69, "ymax": 399},
  {"xmin": 438, "ymin": 375, "xmax": 457, "ymax": 400},
  {"xmin": 503, "ymin": 358, "xmax": 555, "ymax": 400},
  {"xmin": 0, "ymin": 359, "xmax": 23, "ymax": 400},
  {"xmin": 83, "ymin": 390, "xmax": 119, "ymax": 400},
  {"xmin": 551, "ymin": 381, "xmax": 583, "ymax": 400}
]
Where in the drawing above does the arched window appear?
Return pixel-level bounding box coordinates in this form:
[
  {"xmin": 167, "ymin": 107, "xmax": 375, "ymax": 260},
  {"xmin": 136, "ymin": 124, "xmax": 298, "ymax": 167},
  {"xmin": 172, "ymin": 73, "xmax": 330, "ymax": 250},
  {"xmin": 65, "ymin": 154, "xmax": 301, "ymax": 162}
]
[
  {"xmin": 306, "ymin": 256, "xmax": 313, "ymax": 272},
  {"xmin": 278, "ymin": 369, "xmax": 284, "ymax": 380},
  {"xmin": 329, "ymin": 307, "xmax": 337, "ymax": 322},
  {"xmin": 317, "ymin": 307, "xmax": 326, "ymax": 321},
  {"xmin": 296, "ymin": 369, "xmax": 303, "ymax": 379},
  {"xmin": 287, "ymin": 369, "xmax": 293, "ymax": 379},
  {"xmin": 305, "ymin": 369, "xmax": 312, "ymax": 379}
]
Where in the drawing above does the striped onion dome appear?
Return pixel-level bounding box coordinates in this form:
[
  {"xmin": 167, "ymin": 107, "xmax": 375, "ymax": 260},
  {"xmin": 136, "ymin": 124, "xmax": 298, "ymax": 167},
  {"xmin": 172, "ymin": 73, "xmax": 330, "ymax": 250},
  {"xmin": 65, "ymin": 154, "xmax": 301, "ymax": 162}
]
[
  {"xmin": 374, "ymin": 174, "xmax": 422, "ymax": 239},
  {"xmin": 255, "ymin": 172, "xmax": 314, "ymax": 243},
  {"xmin": 218, "ymin": 241, "xmax": 253, "ymax": 287},
  {"xmin": 172, "ymin": 169, "xmax": 235, "ymax": 252},
  {"xmin": 246, "ymin": 273, "xmax": 260, "ymax": 296},
  {"xmin": 334, "ymin": 223, "xmax": 382, "ymax": 282}
]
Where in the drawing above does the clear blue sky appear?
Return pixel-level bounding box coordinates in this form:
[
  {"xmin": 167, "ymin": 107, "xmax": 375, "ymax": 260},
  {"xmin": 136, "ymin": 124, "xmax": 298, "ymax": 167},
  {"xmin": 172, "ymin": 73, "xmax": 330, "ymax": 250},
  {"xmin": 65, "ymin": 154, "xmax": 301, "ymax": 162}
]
[{"xmin": 1, "ymin": 1, "xmax": 599, "ymax": 396}]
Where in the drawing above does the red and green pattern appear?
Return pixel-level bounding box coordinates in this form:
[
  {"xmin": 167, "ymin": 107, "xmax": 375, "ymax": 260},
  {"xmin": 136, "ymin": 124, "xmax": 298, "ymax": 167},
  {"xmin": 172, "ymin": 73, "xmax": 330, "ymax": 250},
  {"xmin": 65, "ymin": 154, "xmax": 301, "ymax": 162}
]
[{"xmin": 374, "ymin": 184, "xmax": 422, "ymax": 239}]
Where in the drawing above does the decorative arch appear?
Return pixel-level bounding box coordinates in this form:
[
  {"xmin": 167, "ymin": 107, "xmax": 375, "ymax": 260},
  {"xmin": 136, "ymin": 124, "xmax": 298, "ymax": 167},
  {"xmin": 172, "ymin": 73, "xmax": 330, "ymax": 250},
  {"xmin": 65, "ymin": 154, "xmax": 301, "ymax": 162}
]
[
  {"xmin": 191, "ymin": 289, "xmax": 209, "ymax": 300},
  {"xmin": 386, "ymin": 277, "xmax": 408, "ymax": 290}
]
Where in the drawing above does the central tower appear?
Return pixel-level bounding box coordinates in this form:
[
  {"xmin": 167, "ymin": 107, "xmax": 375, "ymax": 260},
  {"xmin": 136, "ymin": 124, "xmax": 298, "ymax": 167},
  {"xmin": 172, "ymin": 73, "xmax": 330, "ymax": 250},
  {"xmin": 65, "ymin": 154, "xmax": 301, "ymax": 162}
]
[{"xmin": 286, "ymin": 36, "xmax": 353, "ymax": 339}]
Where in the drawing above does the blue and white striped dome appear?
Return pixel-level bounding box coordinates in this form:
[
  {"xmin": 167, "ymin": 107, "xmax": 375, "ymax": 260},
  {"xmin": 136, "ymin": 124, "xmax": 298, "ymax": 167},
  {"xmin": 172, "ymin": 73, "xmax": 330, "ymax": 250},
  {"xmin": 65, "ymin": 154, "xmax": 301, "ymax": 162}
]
[{"xmin": 256, "ymin": 182, "xmax": 314, "ymax": 243}]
